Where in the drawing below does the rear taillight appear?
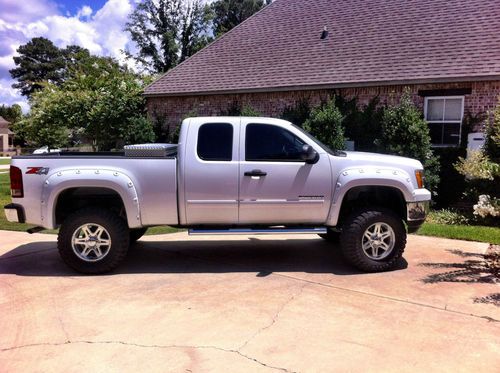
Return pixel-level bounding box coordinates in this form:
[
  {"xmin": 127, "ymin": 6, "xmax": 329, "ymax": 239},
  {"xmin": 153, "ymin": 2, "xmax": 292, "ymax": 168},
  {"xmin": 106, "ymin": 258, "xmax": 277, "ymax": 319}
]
[{"xmin": 10, "ymin": 166, "xmax": 24, "ymax": 198}]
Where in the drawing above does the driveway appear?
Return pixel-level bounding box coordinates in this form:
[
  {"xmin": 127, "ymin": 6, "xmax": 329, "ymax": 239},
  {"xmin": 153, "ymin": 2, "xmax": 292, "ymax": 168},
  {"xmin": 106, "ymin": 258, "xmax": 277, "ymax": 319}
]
[{"xmin": 0, "ymin": 231, "xmax": 499, "ymax": 372}]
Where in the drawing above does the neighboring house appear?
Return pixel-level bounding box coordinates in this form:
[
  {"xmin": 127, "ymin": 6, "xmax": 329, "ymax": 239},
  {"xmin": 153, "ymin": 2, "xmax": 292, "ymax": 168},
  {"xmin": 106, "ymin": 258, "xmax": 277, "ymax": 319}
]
[
  {"xmin": 0, "ymin": 116, "xmax": 15, "ymax": 156},
  {"xmin": 144, "ymin": 0, "xmax": 500, "ymax": 147}
]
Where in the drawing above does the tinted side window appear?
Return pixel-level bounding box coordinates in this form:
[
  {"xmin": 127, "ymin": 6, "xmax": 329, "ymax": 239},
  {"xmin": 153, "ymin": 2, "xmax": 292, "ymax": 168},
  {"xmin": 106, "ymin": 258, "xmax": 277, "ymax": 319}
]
[
  {"xmin": 197, "ymin": 123, "xmax": 233, "ymax": 161},
  {"xmin": 246, "ymin": 123, "xmax": 305, "ymax": 161}
]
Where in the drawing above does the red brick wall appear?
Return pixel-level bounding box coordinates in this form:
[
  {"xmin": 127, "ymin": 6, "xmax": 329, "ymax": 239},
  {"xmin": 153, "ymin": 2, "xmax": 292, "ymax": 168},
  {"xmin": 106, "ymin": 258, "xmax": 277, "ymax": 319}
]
[{"xmin": 146, "ymin": 80, "xmax": 500, "ymax": 131}]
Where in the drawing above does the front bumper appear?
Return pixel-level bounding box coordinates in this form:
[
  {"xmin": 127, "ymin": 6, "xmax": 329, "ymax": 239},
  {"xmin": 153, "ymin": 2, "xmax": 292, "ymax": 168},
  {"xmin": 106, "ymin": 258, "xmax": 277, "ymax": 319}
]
[
  {"xmin": 406, "ymin": 200, "xmax": 430, "ymax": 233},
  {"xmin": 4, "ymin": 204, "xmax": 25, "ymax": 223}
]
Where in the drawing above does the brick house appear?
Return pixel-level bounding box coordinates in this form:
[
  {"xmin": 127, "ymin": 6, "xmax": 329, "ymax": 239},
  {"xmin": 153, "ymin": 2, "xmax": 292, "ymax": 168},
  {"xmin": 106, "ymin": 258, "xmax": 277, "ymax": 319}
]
[
  {"xmin": 0, "ymin": 116, "xmax": 15, "ymax": 156},
  {"xmin": 144, "ymin": 0, "xmax": 500, "ymax": 147}
]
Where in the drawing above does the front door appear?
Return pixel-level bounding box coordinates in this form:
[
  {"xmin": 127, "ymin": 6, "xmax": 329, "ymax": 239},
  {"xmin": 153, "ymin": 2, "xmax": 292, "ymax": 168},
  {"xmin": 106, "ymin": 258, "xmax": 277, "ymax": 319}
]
[{"xmin": 238, "ymin": 120, "xmax": 333, "ymax": 225}]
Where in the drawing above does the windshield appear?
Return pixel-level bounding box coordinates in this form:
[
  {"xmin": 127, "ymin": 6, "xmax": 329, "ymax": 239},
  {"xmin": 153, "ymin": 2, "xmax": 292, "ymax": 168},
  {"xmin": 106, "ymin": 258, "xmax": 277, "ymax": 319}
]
[{"xmin": 290, "ymin": 123, "xmax": 336, "ymax": 155}]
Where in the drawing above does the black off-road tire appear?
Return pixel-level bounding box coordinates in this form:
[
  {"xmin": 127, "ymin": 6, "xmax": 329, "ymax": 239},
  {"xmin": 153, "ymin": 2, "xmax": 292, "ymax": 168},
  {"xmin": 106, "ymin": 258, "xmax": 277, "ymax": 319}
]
[
  {"xmin": 318, "ymin": 229, "xmax": 341, "ymax": 243},
  {"xmin": 340, "ymin": 207, "xmax": 406, "ymax": 272},
  {"xmin": 57, "ymin": 208, "xmax": 130, "ymax": 274},
  {"xmin": 130, "ymin": 227, "xmax": 148, "ymax": 242}
]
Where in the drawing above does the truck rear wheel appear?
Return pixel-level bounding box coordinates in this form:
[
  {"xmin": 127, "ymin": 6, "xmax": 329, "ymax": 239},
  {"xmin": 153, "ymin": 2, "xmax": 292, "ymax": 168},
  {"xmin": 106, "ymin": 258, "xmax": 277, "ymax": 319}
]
[
  {"xmin": 130, "ymin": 227, "xmax": 148, "ymax": 242},
  {"xmin": 57, "ymin": 208, "xmax": 130, "ymax": 274},
  {"xmin": 340, "ymin": 208, "xmax": 406, "ymax": 272}
]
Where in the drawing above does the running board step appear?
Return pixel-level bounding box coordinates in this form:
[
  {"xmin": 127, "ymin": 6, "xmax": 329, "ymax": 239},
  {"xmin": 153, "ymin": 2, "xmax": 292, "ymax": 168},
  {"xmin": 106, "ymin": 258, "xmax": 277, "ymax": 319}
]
[{"xmin": 188, "ymin": 227, "xmax": 327, "ymax": 235}]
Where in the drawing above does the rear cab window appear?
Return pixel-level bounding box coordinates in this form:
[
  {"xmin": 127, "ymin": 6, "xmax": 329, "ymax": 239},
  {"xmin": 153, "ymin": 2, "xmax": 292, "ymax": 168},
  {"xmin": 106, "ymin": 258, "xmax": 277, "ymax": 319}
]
[{"xmin": 197, "ymin": 123, "xmax": 233, "ymax": 161}]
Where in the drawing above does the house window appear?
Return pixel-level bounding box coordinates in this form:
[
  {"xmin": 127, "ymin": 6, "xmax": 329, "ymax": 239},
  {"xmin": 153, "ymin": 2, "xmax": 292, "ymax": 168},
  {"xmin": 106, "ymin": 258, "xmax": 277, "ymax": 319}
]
[{"xmin": 424, "ymin": 96, "xmax": 464, "ymax": 146}]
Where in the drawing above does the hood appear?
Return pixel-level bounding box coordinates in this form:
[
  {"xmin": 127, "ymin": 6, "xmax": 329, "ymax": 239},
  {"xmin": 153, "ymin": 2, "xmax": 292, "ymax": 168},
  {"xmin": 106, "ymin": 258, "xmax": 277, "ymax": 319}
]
[{"xmin": 335, "ymin": 151, "xmax": 423, "ymax": 171}]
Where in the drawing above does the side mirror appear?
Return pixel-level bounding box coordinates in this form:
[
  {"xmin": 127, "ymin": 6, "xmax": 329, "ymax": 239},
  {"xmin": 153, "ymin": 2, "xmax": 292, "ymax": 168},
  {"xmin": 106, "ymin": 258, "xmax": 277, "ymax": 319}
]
[{"xmin": 301, "ymin": 144, "xmax": 319, "ymax": 164}]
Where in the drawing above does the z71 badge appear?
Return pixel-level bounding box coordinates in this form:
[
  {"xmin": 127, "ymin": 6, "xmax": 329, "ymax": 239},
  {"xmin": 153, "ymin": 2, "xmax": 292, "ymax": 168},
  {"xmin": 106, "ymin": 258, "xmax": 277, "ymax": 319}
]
[{"xmin": 26, "ymin": 167, "xmax": 50, "ymax": 175}]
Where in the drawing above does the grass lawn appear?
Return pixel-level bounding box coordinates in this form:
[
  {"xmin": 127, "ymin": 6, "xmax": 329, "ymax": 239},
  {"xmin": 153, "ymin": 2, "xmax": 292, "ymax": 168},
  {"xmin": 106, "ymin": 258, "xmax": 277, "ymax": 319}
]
[
  {"xmin": 0, "ymin": 159, "xmax": 11, "ymax": 165},
  {"xmin": 417, "ymin": 222, "xmax": 500, "ymax": 244}
]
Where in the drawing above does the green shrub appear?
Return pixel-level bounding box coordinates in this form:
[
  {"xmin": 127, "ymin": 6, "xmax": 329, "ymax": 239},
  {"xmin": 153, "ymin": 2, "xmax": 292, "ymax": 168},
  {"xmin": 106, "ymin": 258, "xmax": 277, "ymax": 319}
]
[
  {"xmin": 240, "ymin": 105, "xmax": 261, "ymax": 117},
  {"xmin": 219, "ymin": 101, "xmax": 260, "ymax": 116},
  {"xmin": 376, "ymin": 91, "xmax": 440, "ymax": 195},
  {"xmin": 455, "ymin": 97, "xmax": 500, "ymax": 221},
  {"xmin": 281, "ymin": 98, "xmax": 311, "ymax": 127},
  {"xmin": 303, "ymin": 98, "xmax": 346, "ymax": 150},
  {"xmin": 336, "ymin": 96, "xmax": 384, "ymax": 152},
  {"xmin": 428, "ymin": 209, "xmax": 470, "ymax": 225}
]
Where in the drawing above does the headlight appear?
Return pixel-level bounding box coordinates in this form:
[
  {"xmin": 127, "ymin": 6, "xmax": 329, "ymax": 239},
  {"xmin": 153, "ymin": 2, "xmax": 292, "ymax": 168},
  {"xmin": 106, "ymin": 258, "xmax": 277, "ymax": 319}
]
[{"xmin": 415, "ymin": 170, "xmax": 425, "ymax": 189}]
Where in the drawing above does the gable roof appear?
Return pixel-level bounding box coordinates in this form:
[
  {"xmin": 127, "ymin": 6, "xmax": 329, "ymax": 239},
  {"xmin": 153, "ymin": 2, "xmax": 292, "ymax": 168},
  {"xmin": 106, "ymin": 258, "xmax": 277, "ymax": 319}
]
[
  {"xmin": 0, "ymin": 116, "xmax": 10, "ymax": 127},
  {"xmin": 0, "ymin": 116, "xmax": 14, "ymax": 135},
  {"xmin": 145, "ymin": 0, "xmax": 500, "ymax": 97}
]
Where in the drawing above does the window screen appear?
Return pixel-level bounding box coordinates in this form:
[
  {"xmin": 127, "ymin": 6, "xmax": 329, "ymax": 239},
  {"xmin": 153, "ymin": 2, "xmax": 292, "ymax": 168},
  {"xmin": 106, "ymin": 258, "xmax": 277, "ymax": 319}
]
[
  {"xmin": 197, "ymin": 123, "xmax": 233, "ymax": 161},
  {"xmin": 246, "ymin": 123, "xmax": 306, "ymax": 161},
  {"xmin": 425, "ymin": 97, "xmax": 464, "ymax": 146}
]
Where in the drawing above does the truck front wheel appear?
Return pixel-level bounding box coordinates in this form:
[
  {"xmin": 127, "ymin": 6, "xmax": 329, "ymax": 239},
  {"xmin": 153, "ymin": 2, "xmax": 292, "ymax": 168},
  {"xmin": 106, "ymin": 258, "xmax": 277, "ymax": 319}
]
[
  {"xmin": 340, "ymin": 208, "xmax": 406, "ymax": 272},
  {"xmin": 57, "ymin": 208, "xmax": 130, "ymax": 274}
]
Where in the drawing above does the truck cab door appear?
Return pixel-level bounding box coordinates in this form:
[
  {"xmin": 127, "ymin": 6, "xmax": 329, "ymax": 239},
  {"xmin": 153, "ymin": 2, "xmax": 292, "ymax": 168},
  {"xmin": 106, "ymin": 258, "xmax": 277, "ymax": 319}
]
[
  {"xmin": 238, "ymin": 120, "xmax": 333, "ymax": 225},
  {"xmin": 182, "ymin": 118, "xmax": 240, "ymax": 225}
]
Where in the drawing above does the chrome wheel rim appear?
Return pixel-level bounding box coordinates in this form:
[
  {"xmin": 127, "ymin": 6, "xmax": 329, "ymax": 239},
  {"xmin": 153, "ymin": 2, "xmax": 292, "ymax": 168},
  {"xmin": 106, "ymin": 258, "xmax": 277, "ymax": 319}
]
[
  {"xmin": 71, "ymin": 223, "xmax": 112, "ymax": 262},
  {"xmin": 361, "ymin": 222, "xmax": 395, "ymax": 260}
]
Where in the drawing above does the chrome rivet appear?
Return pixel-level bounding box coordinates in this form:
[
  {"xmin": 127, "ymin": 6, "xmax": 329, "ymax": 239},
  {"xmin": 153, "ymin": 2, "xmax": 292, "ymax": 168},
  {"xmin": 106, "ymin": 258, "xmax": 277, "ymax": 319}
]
[
  {"xmin": 76, "ymin": 170, "xmax": 81, "ymax": 174},
  {"xmin": 406, "ymin": 178, "xmax": 411, "ymax": 182},
  {"xmin": 393, "ymin": 171, "xmax": 398, "ymax": 175},
  {"xmin": 342, "ymin": 171, "xmax": 348, "ymax": 176},
  {"xmin": 95, "ymin": 170, "xmax": 100, "ymax": 174},
  {"xmin": 359, "ymin": 169, "xmax": 364, "ymax": 173},
  {"xmin": 128, "ymin": 182, "xmax": 133, "ymax": 188},
  {"xmin": 57, "ymin": 172, "xmax": 62, "ymax": 176},
  {"xmin": 113, "ymin": 172, "xmax": 118, "ymax": 176},
  {"xmin": 45, "ymin": 180, "xmax": 49, "ymax": 185},
  {"xmin": 136, "ymin": 215, "xmax": 140, "ymax": 219},
  {"xmin": 336, "ymin": 182, "xmax": 341, "ymax": 188}
]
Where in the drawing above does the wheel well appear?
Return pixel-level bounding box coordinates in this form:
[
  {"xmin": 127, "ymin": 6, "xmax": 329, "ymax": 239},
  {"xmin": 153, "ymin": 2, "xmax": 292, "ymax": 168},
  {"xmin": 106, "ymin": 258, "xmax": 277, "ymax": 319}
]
[
  {"xmin": 338, "ymin": 186, "xmax": 406, "ymax": 225},
  {"xmin": 55, "ymin": 187, "xmax": 127, "ymax": 226}
]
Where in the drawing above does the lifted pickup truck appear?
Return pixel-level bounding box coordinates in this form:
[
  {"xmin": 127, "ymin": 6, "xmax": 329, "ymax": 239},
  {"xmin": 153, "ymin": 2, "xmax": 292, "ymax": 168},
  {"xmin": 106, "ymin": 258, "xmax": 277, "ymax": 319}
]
[{"xmin": 5, "ymin": 117, "xmax": 430, "ymax": 274}]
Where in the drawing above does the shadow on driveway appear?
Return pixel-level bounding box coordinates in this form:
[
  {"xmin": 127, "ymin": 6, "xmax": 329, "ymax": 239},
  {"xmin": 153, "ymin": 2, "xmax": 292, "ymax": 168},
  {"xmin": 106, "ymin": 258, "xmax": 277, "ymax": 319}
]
[
  {"xmin": 0, "ymin": 238, "xmax": 407, "ymax": 277},
  {"xmin": 419, "ymin": 248, "xmax": 499, "ymax": 307}
]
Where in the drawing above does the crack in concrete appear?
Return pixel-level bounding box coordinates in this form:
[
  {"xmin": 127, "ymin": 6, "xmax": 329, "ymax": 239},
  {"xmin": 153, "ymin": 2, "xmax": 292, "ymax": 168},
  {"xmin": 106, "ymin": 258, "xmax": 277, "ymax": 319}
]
[
  {"xmin": 0, "ymin": 340, "xmax": 295, "ymax": 372},
  {"xmin": 237, "ymin": 283, "xmax": 308, "ymax": 352},
  {"xmin": 274, "ymin": 273, "xmax": 500, "ymax": 323}
]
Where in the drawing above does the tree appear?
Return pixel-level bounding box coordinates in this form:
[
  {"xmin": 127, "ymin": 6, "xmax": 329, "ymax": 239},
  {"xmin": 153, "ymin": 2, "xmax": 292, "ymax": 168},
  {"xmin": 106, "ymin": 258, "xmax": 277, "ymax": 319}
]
[
  {"xmin": 9, "ymin": 37, "xmax": 92, "ymax": 98},
  {"xmin": 376, "ymin": 92, "xmax": 440, "ymax": 194},
  {"xmin": 303, "ymin": 99, "xmax": 346, "ymax": 150},
  {"xmin": 212, "ymin": 0, "xmax": 266, "ymax": 37},
  {"xmin": 9, "ymin": 37, "xmax": 66, "ymax": 97},
  {"xmin": 125, "ymin": 0, "xmax": 213, "ymax": 73},
  {"xmin": 0, "ymin": 104, "xmax": 22, "ymax": 124},
  {"xmin": 19, "ymin": 56, "xmax": 155, "ymax": 150}
]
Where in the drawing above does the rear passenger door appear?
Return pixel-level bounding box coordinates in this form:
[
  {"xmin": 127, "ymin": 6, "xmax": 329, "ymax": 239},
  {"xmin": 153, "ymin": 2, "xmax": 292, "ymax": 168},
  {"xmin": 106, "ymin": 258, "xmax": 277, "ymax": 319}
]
[{"xmin": 183, "ymin": 119, "xmax": 240, "ymax": 224}]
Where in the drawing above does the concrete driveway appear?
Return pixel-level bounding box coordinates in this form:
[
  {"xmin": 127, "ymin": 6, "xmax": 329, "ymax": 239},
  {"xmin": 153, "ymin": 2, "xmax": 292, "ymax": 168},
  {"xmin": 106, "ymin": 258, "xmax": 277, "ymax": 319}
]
[{"xmin": 0, "ymin": 231, "xmax": 499, "ymax": 372}]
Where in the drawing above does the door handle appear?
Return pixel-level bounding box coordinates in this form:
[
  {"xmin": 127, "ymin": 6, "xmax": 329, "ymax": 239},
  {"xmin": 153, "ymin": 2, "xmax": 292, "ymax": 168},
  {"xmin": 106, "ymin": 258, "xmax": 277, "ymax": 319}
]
[{"xmin": 244, "ymin": 169, "xmax": 267, "ymax": 177}]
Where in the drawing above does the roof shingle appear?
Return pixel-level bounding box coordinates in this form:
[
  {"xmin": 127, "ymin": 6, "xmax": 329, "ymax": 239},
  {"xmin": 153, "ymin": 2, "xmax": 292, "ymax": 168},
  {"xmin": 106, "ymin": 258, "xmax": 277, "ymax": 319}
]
[{"xmin": 145, "ymin": 0, "xmax": 500, "ymax": 96}]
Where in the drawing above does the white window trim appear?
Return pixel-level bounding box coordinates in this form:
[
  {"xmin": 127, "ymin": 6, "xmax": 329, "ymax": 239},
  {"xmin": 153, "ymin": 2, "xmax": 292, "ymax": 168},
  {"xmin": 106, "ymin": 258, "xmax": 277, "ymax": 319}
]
[{"xmin": 424, "ymin": 96, "xmax": 465, "ymax": 147}]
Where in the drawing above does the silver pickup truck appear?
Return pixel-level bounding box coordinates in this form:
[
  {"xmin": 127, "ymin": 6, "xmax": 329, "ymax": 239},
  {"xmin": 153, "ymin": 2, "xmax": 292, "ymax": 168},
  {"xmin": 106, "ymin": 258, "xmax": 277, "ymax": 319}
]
[{"xmin": 4, "ymin": 117, "xmax": 430, "ymax": 274}]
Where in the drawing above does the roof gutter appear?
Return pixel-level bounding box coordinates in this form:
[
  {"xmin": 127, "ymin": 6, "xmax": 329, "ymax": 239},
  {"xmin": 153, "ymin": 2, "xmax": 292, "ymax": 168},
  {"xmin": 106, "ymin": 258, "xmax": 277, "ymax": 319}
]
[{"xmin": 143, "ymin": 74, "xmax": 500, "ymax": 97}]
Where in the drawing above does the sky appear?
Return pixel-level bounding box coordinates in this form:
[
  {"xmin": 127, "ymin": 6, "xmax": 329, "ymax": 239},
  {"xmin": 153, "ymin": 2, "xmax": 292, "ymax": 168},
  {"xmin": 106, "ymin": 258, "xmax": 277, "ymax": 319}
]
[{"xmin": 0, "ymin": 0, "xmax": 139, "ymax": 112}]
